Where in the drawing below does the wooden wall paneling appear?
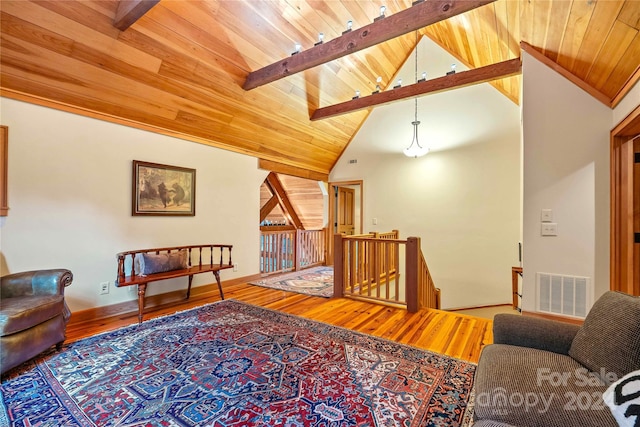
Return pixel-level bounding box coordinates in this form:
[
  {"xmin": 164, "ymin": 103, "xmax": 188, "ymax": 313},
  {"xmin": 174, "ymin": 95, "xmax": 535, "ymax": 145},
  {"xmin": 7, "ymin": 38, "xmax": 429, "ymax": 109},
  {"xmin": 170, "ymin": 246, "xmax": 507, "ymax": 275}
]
[
  {"xmin": 2, "ymin": 1, "xmax": 161, "ymax": 73},
  {"xmin": 556, "ymin": 0, "xmax": 596, "ymax": 71},
  {"xmin": 504, "ymin": 0, "xmax": 520, "ymax": 59},
  {"xmin": 572, "ymin": 0, "xmax": 625, "ymax": 81},
  {"xmin": 541, "ymin": 0, "xmax": 572, "ymax": 63},
  {"xmin": 607, "ymin": 38, "xmax": 640, "ymax": 107},
  {"xmin": 587, "ymin": 20, "xmax": 637, "ymax": 91},
  {"xmin": 36, "ymin": 0, "xmax": 121, "ymax": 38}
]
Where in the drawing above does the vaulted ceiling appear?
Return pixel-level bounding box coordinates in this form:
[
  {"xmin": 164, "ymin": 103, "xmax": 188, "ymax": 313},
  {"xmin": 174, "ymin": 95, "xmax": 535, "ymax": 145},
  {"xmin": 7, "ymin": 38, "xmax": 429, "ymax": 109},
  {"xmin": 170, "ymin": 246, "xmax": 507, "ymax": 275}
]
[{"xmin": 1, "ymin": 0, "xmax": 639, "ymax": 178}]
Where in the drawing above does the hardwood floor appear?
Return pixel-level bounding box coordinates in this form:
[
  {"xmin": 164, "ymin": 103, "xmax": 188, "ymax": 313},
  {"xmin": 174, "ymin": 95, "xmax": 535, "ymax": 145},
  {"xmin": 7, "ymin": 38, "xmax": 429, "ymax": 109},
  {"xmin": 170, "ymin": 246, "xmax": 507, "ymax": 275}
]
[{"xmin": 66, "ymin": 281, "xmax": 494, "ymax": 363}]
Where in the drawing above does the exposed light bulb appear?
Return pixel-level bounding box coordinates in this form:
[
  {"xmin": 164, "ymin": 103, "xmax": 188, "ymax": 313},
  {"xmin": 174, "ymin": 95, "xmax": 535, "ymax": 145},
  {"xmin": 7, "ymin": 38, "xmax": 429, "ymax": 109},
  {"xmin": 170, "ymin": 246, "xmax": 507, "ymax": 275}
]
[
  {"xmin": 373, "ymin": 76, "xmax": 382, "ymax": 94},
  {"xmin": 380, "ymin": 5, "xmax": 386, "ymax": 16},
  {"xmin": 292, "ymin": 42, "xmax": 301, "ymax": 55},
  {"xmin": 347, "ymin": 20, "xmax": 353, "ymax": 30},
  {"xmin": 422, "ymin": 71, "xmax": 427, "ymax": 80},
  {"xmin": 319, "ymin": 32, "xmax": 324, "ymax": 42}
]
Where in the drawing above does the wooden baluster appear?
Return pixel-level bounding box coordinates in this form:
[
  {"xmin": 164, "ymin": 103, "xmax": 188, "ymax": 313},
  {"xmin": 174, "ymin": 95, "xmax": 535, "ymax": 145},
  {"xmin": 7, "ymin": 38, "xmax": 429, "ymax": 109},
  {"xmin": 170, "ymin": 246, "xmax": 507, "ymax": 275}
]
[
  {"xmin": 294, "ymin": 229, "xmax": 300, "ymax": 271},
  {"xmin": 198, "ymin": 247, "xmax": 202, "ymax": 267},
  {"xmin": 188, "ymin": 248, "xmax": 192, "ymax": 267},
  {"xmin": 228, "ymin": 246, "xmax": 232, "ymax": 266}
]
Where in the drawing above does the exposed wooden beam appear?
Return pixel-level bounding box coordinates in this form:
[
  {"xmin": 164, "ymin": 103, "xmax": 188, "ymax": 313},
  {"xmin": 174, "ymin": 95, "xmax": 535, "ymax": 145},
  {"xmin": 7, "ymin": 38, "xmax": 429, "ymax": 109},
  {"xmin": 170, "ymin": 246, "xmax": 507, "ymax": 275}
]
[
  {"xmin": 260, "ymin": 195, "xmax": 280, "ymax": 222},
  {"xmin": 311, "ymin": 58, "xmax": 522, "ymax": 121},
  {"xmin": 265, "ymin": 173, "xmax": 304, "ymax": 229},
  {"xmin": 258, "ymin": 159, "xmax": 328, "ymax": 182},
  {"xmin": 243, "ymin": 0, "xmax": 496, "ymax": 90},
  {"xmin": 114, "ymin": 0, "xmax": 160, "ymax": 31}
]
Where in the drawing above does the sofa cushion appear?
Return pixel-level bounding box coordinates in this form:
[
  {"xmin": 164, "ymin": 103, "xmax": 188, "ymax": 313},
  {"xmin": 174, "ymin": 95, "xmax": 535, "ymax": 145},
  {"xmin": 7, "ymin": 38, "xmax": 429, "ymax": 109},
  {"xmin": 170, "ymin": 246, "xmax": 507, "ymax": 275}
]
[
  {"xmin": 0, "ymin": 295, "xmax": 65, "ymax": 336},
  {"xmin": 136, "ymin": 250, "xmax": 188, "ymax": 276},
  {"xmin": 475, "ymin": 344, "xmax": 616, "ymax": 427},
  {"xmin": 569, "ymin": 291, "xmax": 640, "ymax": 385}
]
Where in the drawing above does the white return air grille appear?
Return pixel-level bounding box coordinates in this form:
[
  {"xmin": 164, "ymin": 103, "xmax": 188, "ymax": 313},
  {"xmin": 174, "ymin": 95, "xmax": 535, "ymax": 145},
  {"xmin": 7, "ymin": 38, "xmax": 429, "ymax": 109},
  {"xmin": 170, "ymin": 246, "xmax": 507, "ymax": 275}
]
[{"xmin": 537, "ymin": 273, "xmax": 591, "ymax": 318}]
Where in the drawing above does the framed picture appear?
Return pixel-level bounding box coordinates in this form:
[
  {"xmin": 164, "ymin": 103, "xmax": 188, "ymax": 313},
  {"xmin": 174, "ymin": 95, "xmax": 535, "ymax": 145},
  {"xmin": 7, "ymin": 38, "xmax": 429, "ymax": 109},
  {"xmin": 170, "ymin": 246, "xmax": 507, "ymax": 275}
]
[{"xmin": 132, "ymin": 160, "xmax": 196, "ymax": 216}]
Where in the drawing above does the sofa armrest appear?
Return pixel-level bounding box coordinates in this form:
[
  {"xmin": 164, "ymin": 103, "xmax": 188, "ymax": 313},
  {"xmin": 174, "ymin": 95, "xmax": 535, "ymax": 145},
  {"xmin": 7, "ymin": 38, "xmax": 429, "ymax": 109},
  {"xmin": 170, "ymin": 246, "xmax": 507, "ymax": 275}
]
[
  {"xmin": 1, "ymin": 269, "xmax": 73, "ymax": 298},
  {"xmin": 493, "ymin": 314, "xmax": 580, "ymax": 355}
]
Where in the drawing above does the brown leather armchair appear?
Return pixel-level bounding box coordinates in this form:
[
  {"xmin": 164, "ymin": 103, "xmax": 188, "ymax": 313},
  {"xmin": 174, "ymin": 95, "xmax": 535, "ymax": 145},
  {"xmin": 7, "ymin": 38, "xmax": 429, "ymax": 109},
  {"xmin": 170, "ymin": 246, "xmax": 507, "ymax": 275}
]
[{"xmin": 0, "ymin": 269, "xmax": 73, "ymax": 375}]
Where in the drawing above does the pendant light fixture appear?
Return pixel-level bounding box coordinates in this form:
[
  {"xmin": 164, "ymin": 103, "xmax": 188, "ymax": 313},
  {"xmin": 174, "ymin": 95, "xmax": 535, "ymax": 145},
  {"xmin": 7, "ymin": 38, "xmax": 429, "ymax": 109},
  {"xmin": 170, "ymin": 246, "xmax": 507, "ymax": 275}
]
[{"xmin": 403, "ymin": 32, "xmax": 429, "ymax": 158}]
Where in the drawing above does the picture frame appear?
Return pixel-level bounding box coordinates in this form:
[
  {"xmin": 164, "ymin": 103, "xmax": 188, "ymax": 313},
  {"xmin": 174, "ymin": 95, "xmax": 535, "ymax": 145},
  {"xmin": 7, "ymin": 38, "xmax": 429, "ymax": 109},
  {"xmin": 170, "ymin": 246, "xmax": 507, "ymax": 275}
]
[{"xmin": 132, "ymin": 160, "xmax": 196, "ymax": 216}]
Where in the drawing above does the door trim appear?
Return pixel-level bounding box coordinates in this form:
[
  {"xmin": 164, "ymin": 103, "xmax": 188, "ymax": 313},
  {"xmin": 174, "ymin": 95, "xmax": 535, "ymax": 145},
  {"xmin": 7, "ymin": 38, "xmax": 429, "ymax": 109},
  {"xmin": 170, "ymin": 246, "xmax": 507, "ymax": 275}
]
[
  {"xmin": 610, "ymin": 104, "xmax": 640, "ymax": 295},
  {"xmin": 327, "ymin": 180, "xmax": 363, "ymax": 265}
]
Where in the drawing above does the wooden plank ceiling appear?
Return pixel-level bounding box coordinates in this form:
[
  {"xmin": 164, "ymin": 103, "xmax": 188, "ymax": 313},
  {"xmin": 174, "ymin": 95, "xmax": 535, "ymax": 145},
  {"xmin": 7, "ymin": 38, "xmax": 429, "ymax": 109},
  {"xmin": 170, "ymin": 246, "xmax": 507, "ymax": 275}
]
[{"xmin": 1, "ymin": 1, "xmax": 639, "ymax": 176}]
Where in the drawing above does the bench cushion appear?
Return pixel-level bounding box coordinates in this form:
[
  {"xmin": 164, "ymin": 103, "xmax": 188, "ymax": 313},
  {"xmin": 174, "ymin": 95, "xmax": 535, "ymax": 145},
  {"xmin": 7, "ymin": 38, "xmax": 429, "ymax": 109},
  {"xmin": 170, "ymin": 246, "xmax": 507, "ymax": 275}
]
[
  {"xmin": 0, "ymin": 295, "xmax": 65, "ymax": 336},
  {"xmin": 135, "ymin": 250, "xmax": 188, "ymax": 276}
]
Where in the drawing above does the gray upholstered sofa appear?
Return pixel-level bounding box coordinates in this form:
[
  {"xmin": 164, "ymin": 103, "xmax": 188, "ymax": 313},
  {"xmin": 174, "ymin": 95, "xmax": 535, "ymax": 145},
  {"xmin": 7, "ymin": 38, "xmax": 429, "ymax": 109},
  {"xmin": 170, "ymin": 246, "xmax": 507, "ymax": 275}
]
[
  {"xmin": 473, "ymin": 291, "xmax": 640, "ymax": 427},
  {"xmin": 0, "ymin": 269, "xmax": 73, "ymax": 375}
]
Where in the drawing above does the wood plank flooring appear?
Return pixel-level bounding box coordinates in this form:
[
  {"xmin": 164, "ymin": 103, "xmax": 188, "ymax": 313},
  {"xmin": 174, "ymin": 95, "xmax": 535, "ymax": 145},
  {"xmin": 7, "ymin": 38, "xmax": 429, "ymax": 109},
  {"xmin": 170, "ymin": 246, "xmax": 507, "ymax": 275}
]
[{"xmin": 66, "ymin": 281, "xmax": 494, "ymax": 363}]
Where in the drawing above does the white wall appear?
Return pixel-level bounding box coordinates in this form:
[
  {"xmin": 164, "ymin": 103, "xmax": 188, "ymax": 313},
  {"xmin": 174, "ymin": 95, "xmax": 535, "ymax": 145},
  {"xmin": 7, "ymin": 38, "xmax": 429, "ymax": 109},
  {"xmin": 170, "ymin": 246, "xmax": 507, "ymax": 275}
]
[
  {"xmin": 612, "ymin": 80, "xmax": 640, "ymax": 125},
  {"xmin": 0, "ymin": 98, "xmax": 267, "ymax": 312},
  {"xmin": 331, "ymin": 39, "xmax": 521, "ymax": 309},
  {"xmin": 521, "ymin": 51, "xmax": 612, "ymax": 313}
]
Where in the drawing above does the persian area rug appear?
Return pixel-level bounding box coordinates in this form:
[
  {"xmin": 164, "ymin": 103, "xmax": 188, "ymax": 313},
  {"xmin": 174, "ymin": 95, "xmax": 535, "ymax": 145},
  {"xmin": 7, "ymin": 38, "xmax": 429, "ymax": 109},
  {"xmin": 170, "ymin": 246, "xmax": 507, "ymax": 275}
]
[
  {"xmin": 0, "ymin": 300, "xmax": 476, "ymax": 427},
  {"xmin": 249, "ymin": 266, "xmax": 334, "ymax": 297}
]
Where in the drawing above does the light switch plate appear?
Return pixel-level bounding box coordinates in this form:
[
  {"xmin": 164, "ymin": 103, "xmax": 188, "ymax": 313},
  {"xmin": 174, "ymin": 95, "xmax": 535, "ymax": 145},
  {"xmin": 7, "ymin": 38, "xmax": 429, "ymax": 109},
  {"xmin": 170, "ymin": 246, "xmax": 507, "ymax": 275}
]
[{"xmin": 541, "ymin": 209, "xmax": 553, "ymax": 222}]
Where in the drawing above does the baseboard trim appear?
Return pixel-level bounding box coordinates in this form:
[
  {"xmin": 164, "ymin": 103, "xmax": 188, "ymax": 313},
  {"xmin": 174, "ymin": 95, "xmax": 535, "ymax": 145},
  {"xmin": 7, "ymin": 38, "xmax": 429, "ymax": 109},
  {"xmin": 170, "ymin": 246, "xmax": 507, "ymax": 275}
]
[
  {"xmin": 446, "ymin": 303, "xmax": 512, "ymax": 312},
  {"xmin": 521, "ymin": 310, "xmax": 584, "ymax": 325},
  {"xmin": 68, "ymin": 274, "xmax": 262, "ymax": 325}
]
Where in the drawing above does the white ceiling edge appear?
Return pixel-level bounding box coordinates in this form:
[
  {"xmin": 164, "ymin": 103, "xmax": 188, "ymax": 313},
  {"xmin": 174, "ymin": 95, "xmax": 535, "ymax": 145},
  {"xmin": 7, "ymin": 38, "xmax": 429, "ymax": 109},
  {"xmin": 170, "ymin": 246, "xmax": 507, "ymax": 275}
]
[{"xmin": 342, "ymin": 36, "xmax": 521, "ymax": 158}]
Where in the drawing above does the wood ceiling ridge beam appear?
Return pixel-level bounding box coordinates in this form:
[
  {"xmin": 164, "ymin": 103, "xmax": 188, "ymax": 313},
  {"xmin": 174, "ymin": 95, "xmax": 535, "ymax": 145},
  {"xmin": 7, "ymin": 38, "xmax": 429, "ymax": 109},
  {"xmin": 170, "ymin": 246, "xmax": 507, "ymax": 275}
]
[
  {"xmin": 114, "ymin": 0, "xmax": 160, "ymax": 31},
  {"xmin": 265, "ymin": 173, "xmax": 304, "ymax": 229},
  {"xmin": 242, "ymin": 0, "xmax": 497, "ymax": 91},
  {"xmin": 311, "ymin": 57, "xmax": 521, "ymax": 121}
]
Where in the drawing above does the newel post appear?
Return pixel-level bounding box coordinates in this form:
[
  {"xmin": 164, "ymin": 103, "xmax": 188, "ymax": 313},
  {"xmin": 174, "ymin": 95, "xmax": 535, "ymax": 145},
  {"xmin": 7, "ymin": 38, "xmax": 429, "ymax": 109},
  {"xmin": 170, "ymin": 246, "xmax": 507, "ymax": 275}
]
[
  {"xmin": 406, "ymin": 236, "xmax": 420, "ymax": 313},
  {"xmin": 333, "ymin": 233, "xmax": 344, "ymax": 298}
]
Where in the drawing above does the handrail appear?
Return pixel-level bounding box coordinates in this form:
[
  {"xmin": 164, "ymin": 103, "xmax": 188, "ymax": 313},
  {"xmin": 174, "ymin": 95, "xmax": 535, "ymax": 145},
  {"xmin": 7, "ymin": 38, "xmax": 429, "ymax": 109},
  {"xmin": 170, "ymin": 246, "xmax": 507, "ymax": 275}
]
[
  {"xmin": 334, "ymin": 232, "xmax": 440, "ymax": 311},
  {"xmin": 260, "ymin": 228, "xmax": 326, "ymax": 275}
]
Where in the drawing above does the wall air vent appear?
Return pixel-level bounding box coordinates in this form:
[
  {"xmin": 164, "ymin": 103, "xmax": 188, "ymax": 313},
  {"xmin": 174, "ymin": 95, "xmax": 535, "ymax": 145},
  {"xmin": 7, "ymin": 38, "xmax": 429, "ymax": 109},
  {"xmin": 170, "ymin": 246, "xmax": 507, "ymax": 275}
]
[
  {"xmin": 348, "ymin": 159, "xmax": 357, "ymax": 164},
  {"xmin": 537, "ymin": 273, "xmax": 591, "ymax": 318}
]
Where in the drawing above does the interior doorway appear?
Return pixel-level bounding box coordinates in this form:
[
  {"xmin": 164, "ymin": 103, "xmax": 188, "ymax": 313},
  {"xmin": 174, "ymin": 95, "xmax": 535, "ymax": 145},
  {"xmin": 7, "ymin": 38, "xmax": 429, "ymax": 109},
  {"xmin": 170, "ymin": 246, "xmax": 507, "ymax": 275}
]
[
  {"xmin": 336, "ymin": 186, "xmax": 356, "ymax": 235},
  {"xmin": 611, "ymin": 106, "xmax": 640, "ymax": 296},
  {"xmin": 327, "ymin": 180, "xmax": 363, "ymax": 265}
]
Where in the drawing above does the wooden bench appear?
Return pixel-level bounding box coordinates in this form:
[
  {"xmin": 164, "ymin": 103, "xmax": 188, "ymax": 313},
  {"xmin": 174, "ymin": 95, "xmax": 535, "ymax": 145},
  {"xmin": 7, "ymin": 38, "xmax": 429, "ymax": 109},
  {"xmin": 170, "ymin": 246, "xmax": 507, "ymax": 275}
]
[{"xmin": 116, "ymin": 244, "xmax": 233, "ymax": 323}]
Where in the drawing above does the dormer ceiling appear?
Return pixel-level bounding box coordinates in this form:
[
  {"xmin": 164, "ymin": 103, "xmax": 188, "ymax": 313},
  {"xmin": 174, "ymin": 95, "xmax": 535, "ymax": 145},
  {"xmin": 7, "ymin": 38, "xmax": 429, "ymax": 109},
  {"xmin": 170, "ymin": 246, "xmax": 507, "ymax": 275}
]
[{"xmin": 1, "ymin": 1, "xmax": 638, "ymax": 177}]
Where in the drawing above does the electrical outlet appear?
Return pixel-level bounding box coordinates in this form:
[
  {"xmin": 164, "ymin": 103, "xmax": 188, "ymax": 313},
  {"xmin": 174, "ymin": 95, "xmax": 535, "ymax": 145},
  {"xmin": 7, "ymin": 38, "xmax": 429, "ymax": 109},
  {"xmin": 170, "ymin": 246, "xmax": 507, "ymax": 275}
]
[
  {"xmin": 233, "ymin": 264, "xmax": 238, "ymax": 272},
  {"xmin": 541, "ymin": 223, "xmax": 558, "ymax": 236},
  {"xmin": 100, "ymin": 281, "xmax": 110, "ymax": 295}
]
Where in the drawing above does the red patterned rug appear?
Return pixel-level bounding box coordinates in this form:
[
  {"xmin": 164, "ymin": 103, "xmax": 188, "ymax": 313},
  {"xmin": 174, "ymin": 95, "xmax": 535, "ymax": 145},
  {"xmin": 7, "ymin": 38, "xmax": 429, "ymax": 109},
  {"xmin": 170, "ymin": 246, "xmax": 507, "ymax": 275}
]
[
  {"xmin": 249, "ymin": 266, "xmax": 334, "ymax": 297},
  {"xmin": 1, "ymin": 300, "xmax": 476, "ymax": 426}
]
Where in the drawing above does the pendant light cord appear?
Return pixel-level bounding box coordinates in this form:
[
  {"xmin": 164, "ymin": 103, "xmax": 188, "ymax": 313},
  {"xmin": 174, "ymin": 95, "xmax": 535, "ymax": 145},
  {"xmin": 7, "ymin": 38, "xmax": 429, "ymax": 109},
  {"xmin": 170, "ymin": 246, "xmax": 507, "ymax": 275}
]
[{"xmin": 414, "ymin": 31, "xmax": 418, "ymax": 123}]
